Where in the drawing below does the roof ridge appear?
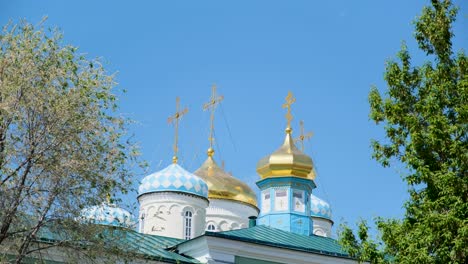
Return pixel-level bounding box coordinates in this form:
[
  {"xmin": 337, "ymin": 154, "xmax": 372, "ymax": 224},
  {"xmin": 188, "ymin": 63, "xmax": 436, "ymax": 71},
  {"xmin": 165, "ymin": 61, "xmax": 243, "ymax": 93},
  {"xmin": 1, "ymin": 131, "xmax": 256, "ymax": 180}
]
[
  {"xmin": 221, "ymin": 225, "xmax": 336, "ymax": 241},
  {"xmin": 210, "ymin": 225, "xmax": 350, "ymax": 258}
]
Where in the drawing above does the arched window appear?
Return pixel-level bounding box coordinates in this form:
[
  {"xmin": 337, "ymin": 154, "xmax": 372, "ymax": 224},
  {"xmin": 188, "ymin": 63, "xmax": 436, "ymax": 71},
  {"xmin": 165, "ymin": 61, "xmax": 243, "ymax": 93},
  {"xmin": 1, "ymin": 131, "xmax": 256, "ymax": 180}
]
[
  {"xmin": 139, "ymin": 213, "xmax": 145, "ymax": 233},
  {"xmin": 206, "ymin": 224, "xmax": 216, "ymax": 231},
  {"xmin": 230, "ymin": 223, "xmax": 239, "ymax": 230},
  {"xmin": 314, "ymin": 229, "xmax": 325, "ymax": 237},
  {"xmin": 262, "ymin": 190, "xmax": 271, "ymax": 212},
  {"xmin": 184, "ymin": 211, "xmax": 193, "ymax": 240}
]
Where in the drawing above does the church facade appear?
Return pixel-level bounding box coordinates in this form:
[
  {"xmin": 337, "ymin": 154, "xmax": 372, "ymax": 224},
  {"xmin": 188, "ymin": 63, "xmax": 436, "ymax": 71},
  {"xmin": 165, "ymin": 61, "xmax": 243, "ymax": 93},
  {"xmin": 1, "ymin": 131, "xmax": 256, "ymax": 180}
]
[
  {"xmin": 124, "ymin": 90, "xmax": 345, "ymax": 263},
  {"xmin": 11, "ymin": 91, "xmax": 355, "ymax": 264},
  {"xmin": 135, "ymin": 90, "xmax": 334, "ymax": 242}
]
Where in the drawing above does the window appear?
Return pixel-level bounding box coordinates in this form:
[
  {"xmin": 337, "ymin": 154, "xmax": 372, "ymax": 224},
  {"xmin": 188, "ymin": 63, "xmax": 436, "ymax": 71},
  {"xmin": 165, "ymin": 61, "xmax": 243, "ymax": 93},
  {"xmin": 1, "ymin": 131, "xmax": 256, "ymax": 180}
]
[
  {"xmin": 314, "ymin": 229, "xmax": 326, "ymax": 237},
  {"xmin": 262, "ymin": 190, "xmax": 271, "ymax": 212},
  {"xmin": 184, "ymin": 211, "xmax": 193, "ymax": 240},
  {"xmin": 139, "ymin": 213, "xmax": 145, "ymax": 232},
  {"xmin": 207, "ymin": 224, "xmax": 216, "ymax": 231},
  {"xmin": 293, "ymin": 190, "xmax": 305, "ymax": 212},
  {"xmin": 275, "ymin": 189, "xmax": 288, "ymax": 211}
]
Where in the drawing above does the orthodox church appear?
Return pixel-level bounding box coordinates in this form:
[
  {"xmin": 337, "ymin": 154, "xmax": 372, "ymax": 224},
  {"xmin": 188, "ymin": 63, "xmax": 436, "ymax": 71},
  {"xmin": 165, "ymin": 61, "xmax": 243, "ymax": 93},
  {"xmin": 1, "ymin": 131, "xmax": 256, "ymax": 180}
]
[
  {"xmin": 134, "ymin": 89, "xmax": 334, "ymax": 241},
  {"xmin": 27, "ymin": 90, "xmax": 355, "ymax": 264}
]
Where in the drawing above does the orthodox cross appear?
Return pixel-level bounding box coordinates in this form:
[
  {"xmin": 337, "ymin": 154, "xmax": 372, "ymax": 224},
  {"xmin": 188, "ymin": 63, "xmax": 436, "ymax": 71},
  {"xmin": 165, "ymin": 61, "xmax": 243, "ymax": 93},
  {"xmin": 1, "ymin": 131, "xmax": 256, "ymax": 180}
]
[
  {"xmin": 203, "ymin": 84, "xmax": 224, "ymax": 156},
  {"xmin": 167, "ymin": 97, "xmax": 188, "ymax": 164},
  {"xmin": 282, "ymin": 91, "xmax": 296, "ymax": 131},
  {"xmin": 295, "ymin": 120, "xmax": 313, "ymax": 151}
]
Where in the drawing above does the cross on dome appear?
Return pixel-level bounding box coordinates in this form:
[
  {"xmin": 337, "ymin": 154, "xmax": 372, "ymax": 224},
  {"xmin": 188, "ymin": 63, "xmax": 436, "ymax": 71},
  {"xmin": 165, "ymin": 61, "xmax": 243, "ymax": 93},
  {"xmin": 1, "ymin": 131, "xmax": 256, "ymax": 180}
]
[
  {"xmin": 203, "ymin": 84, "xmax": 224, "ymax": 156},
  {"xmin": 167, "ymin": 96, "xmax": 188, "ymax": 164},
  {"xmin": 295, "ymin": 120, "xmax": 314, "ymax": 152},
  {"xmin": 256, "ymin": 91, "xmax": 315, "ymax": 179},
  {"xmin": 282, "ymin": 91, "xmax": 296, "ymax": 133}
]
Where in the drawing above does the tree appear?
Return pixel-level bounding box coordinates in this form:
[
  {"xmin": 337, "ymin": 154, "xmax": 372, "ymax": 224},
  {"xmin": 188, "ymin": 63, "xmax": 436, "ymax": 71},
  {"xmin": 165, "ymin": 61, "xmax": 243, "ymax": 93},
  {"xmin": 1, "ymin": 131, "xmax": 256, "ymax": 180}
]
[
  {"xmin": 0, "ymin": 19, "xmax": 139, "ymax": 263},
  {"xmin": 338, "ymin": 221, "xmax": 386, "ymax": 264},
  {"xmin": 339, "ymin": 0, "xmax": 467, "ymax": 263}
]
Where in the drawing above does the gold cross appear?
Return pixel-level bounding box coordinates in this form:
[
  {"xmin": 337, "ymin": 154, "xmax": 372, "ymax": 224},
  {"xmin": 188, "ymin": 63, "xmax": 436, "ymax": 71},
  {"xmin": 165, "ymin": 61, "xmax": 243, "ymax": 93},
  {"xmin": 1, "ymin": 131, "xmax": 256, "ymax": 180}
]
[
  {"xmin": 167, "ymin": 97, "xmax": 188, "ymax": 163},
  {"xmin": 282, "ymin": 91, "xmax": 296, "ymax": 130},
  {"xmin": 203, "ymin": 84, "xmax": 224, "ymax": 155},
  {"xmin": 295, "ymin": 120, "xmax": 313, "ymax": 151}
]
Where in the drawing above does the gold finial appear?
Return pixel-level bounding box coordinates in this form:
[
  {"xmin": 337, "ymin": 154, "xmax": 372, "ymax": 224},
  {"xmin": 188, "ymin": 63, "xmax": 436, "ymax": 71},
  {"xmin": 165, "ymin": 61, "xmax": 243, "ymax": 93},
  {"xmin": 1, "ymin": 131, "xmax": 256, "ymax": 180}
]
[
  {"xmin": 167, "ymin": 97, "xmax": 188, "ymax": 164},
  {"xmin": 207, "ymin": 147, "xmax": 214, "ymax": 157},
  {"xmin": 203, "ymin": 84, "xmax": 224, "ymax": 154},
  {"xmin": 282, "ymin": 91, "xmax": 296, "ymax": 133},
  {"xmin": 295, "ymin": 120, "xmax": 313, "ymax": 151}
]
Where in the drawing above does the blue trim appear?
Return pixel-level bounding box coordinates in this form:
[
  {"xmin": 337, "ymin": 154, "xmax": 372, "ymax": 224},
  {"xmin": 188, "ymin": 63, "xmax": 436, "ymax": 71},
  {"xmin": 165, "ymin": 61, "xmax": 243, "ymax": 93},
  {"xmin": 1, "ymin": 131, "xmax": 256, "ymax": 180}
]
[
  {"xmin": 256, "ymin": 176, "xmax": 316, "ymax": 191},
  {"xmin": 256, "ymin": 177, "xmax": 315, "ymax": 236}
]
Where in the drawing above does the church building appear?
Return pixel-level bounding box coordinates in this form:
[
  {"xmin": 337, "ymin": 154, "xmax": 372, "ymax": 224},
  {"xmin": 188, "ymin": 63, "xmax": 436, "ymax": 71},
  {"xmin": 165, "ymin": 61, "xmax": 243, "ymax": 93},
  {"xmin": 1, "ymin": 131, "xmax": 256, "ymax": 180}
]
[{"xmin": 21, "ymin": 90, "xmax": 356, "ymax": 264}]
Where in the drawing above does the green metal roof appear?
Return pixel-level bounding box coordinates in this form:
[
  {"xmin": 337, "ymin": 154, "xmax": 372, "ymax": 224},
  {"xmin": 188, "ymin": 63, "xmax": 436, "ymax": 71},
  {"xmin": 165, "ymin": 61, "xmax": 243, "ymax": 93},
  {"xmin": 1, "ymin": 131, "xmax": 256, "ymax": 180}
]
[
  {"xmin": 205, "ymin": 225, "xmax": 351, "ymax": 259},
  {"xmin": 103, "ymin": 228, "xmax": 200, "ymax": 263},
  {"xmin": 36, "ymin": 225, "xmax": 199, "ymax": 264},
  {"xmin": 3, "ymin": 254, "xmax": 65, "ymax": 264}
]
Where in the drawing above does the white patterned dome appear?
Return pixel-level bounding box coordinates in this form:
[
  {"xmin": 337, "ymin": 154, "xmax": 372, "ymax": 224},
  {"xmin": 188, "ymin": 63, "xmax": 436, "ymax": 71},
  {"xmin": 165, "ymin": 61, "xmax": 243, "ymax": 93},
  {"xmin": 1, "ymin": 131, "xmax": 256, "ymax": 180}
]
[
  {"xmin": 310, "ymin": 194, "xmax": 332, "ymax": 220},
  {"xmin": 81, "ymin": 203, "xmax": 136, "ymax": 228},
  {"xmin": 138, "ymin": 163, "xmax": 208, "ymax": 198}
]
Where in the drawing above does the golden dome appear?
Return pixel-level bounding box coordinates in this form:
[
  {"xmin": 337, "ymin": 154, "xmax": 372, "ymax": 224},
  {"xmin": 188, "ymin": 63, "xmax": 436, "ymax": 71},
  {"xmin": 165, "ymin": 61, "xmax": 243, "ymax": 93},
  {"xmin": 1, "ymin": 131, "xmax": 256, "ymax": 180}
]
[
  {"xmin": 193, "ymin": 148, "xmax": 258, "ymax": 208},
  {"xmin": 257, "ymin": 127, "xmax": 315, "ymax": 179},
  {"xmin": 307, "ymin": 167, "xmax": 317, "ymax": 180}
]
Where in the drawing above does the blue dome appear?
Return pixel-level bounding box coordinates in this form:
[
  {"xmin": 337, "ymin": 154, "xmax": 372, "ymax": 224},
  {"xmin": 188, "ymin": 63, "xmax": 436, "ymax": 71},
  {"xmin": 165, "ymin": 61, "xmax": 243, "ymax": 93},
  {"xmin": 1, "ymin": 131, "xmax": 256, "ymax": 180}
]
[
  {"xmin": 138, "ymin": 163, "xmax": 208, "ymax": 198},
  {"xmin": 81, "ymin": 203, "xmax": 136, "ymax": 228},
  {"xmin": 310, "ymin": 194, "xmax": 332, "ymax": 220}
]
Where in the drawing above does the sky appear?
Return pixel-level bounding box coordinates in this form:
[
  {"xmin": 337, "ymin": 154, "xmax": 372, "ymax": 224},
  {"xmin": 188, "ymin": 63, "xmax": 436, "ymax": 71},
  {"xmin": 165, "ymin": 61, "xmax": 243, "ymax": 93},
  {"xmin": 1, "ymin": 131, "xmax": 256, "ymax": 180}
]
[{"xmin": 1, "ymin": 0, "xmax": 466, "ymax": 237}]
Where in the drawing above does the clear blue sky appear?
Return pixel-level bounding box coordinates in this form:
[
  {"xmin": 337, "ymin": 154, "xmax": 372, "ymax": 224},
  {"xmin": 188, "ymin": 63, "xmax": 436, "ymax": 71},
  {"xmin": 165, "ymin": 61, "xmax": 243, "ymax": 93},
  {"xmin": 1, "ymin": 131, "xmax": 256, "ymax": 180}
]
[{"xmin": 2, "ymin": 0, "xmax": 466, "ymax": 236}]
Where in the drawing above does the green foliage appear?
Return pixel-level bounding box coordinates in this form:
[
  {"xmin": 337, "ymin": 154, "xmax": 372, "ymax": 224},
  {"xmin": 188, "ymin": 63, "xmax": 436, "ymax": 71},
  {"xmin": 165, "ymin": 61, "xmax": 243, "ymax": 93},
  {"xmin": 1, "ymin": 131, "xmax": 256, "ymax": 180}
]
[
  {"xmin": 338, "ymin": 221, "xmax": 386, "ymax": 264},
  {"xmin": 0, "ymin": 19, "xmax": 140, "ymax": 262},
  {"xmin": 340, "ymin": 0, "xmax": 467, "ymax": 263}
]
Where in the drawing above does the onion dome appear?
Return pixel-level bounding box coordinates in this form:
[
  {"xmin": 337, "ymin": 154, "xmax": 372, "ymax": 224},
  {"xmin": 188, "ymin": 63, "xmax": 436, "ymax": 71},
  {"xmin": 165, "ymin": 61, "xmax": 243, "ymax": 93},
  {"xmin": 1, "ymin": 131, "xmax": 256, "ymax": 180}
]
[
  {"xmin": 306, "ymin": 169, "xmax": 317, "ymax": 180},
  {"xmin": 193, "ymin": 148, "xmax": 258, "ymax": 208},
  {"xmin": 257, "ymin": 127, "xmax": 315, "ymax": 179},
  {"xmin": 81, "ymin": 203, "xmax": 135, "ymax": 228},
  {"xmin": 310, "ymin": 194, "xmax": 332, "ymax": 220},
  {"xmin": 138, "ymin": 163, "xmax": 208, "ymax": 198}
]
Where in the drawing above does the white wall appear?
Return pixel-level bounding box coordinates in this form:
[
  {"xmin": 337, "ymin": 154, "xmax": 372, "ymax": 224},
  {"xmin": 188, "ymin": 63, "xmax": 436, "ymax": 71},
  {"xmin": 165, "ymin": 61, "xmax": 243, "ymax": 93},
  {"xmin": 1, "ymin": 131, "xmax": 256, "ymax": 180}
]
[
  {"xmin": 312, "ymin": 217, "xmax": 333, "ymax": 237},
  {"xmin": 138, "ymin": 192, "xmax": 209, "ymax": 239},
  {"xmin": 205, "ymin": 199, "xmax": 259, "ymax": 232}
]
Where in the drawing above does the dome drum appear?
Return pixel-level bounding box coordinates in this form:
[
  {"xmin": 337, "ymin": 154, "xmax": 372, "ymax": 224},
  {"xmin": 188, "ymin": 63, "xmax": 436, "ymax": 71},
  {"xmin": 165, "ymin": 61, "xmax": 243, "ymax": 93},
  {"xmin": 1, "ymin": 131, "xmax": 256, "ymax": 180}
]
[{"xmin": 137, "ymin": 163, "xmax": 209, "ymax": 239}]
